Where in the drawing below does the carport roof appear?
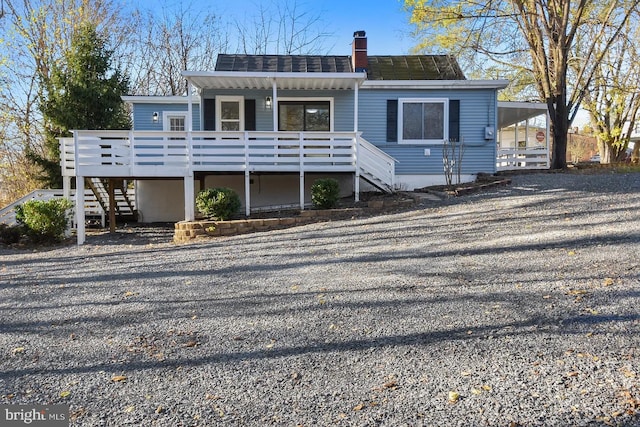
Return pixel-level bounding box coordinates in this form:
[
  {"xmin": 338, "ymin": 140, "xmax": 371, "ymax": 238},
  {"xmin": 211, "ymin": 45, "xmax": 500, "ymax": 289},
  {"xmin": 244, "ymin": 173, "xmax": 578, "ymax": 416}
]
[{"xmin": 498, "ymin": 101, "xmax": 548, "ymax": 128}]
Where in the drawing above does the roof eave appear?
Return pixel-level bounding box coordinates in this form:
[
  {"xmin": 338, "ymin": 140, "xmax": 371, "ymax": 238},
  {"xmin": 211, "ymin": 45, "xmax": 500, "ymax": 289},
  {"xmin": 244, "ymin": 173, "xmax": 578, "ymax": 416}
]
[
  {"xmin": 183, "ymin": 70, "xmax": 368, "ymax": 90},
  {"xmin": 361, "ymin": 79, "xmax": 510, "ymax": 90},
  {"xmin": 121, "ymin": 95, "xmax": 201, "ymax": 104}
]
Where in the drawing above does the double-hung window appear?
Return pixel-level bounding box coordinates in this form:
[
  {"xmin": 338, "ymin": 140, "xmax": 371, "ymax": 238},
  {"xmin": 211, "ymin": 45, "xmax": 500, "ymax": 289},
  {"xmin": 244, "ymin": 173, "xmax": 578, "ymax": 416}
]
[{"xmin": 398, "ymin": 98, "xmax": 448, "ymax": 144}]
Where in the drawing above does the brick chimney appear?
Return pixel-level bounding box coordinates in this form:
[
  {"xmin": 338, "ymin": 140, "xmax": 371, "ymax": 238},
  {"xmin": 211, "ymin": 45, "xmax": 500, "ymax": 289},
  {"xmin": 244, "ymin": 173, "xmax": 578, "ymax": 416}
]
[{"xmin": 352, "ymin": 30, "xmax": 368, "ymax": 72}]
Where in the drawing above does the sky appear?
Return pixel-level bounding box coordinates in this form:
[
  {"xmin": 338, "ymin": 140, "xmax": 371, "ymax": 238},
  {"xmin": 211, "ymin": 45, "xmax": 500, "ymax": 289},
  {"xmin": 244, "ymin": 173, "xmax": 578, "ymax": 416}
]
[{"xmin": 144, "ymin": 0, "xmax": 416, "ymax": 56}]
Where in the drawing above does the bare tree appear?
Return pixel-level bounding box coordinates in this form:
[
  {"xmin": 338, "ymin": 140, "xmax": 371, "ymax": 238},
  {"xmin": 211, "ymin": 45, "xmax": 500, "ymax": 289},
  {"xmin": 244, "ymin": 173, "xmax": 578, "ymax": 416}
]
[
  {"xmin": 404, "ymin": 0, "xmax": 640, "ymax": 169},
  {"xmin": 126, "ymin": 3, "xmax": 228, "ymax": 95},
  {"xmin": 578, "ymin": 16, "xmax": 640, "ymax": 163},
  {"xmin": 233, "ymin": 0, "xmax": 332, "ymax": 55}
]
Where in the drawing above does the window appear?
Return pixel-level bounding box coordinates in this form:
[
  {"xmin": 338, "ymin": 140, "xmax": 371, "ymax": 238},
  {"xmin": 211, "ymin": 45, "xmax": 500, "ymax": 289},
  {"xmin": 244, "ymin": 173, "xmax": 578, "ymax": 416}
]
[
  {"xmin": 162, "ymin": 112, "xmax": 187, "ymax": 132},
  {"xmin": 398, "ymin": 98, "xmax": 448, "ymax": 144},
  {"xmin": 168, "ymin": 116, "xmax": 185, "ymax": 131},
  {"xmin": 278, "ymin": 101, "xmax": 331, "ymax": 131},
  {"xmin": 216, "ymin": 96, "xmax": 244, "ymax": 131}
]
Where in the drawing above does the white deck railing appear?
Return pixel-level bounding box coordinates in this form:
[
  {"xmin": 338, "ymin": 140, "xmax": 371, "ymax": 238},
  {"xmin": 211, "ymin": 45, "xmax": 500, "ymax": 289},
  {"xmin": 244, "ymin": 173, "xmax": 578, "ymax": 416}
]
[
  {"xmin": 0, "ymin": 189, "xmax": 104, "ymax": 227},
  {"xmin": 61, "ymin": 130, "xmax": 396, "ymax": 189},
  {"xmin": 496, "ymin": 148, "xmax": 550, "ymax": 171}
]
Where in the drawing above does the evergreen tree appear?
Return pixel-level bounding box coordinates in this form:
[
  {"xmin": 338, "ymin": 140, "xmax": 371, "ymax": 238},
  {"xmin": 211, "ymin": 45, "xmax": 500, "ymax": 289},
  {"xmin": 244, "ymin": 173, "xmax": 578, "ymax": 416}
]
[{"xmin": 33, "ymin": 23, "xmax": 130, "ymax": 188}]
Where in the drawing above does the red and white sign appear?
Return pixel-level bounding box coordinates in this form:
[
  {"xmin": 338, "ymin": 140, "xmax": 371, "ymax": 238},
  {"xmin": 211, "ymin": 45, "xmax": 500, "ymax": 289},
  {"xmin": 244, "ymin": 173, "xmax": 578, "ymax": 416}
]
[{"xmin": 535, "ymin": 131, "xmax": 545, "ymax": 142}]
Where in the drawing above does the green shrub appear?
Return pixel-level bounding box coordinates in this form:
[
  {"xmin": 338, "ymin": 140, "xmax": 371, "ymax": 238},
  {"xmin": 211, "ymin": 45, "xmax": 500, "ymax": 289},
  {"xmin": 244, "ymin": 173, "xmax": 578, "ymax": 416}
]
[
  {"xmin": 196, "ymin": 187, "xmax": 241, "ymax": 220},
  {"xmin": 0, "ymin": 224, "xmax": 24, "ymax": 245},
  {"xmin": 15, "ymin": 198, "xmax": 73, "ymax": 243},
  {"xmin": 311, "ymin": 178, "xmax": 340, "ymax": 209}
]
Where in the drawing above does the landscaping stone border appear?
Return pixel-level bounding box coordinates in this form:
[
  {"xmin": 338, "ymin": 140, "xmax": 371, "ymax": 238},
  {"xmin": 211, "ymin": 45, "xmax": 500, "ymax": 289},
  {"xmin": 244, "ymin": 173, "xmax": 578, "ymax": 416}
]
[{"xmin": 174, "ymin": 198, "xmax": 416, "ymax": 243}]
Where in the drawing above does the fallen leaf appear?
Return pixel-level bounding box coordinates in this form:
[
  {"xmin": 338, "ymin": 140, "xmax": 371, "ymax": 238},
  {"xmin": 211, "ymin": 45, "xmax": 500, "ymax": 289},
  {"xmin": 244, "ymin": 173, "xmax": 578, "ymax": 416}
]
[
  {"xmin": 155, "ymin": 406, "xmax": 164, "ymax": 414},
  {"xmin": 568, "ymin": 250, "xmax": 576, "ymax": 256},
  {"xmin": 12, "ymin": 347, "xmax": 25, "ymax": 355},
  {"xmin": 471, "ymin": 388, "xmax": 482, "ymax": 395},
  {"xmin": 383, "ymin": 379, "xmax": 398, "ymax": 390},
  {"xmin": 461, "ymin": 371, "xmax": 472, "ymax": 377},
  {"xmin": 448, "ymin": 391, "xmax": 460, "ymax": 403},
  {"xmin": 481, "ymin": 385, "xmax": 492, "ymax": 391},
  {"xmin": 124, "ymin": 406, "xmax": 135, "ymax": 413},
  {"xmin": 566, "ymin": 371, "xmax": 579, "ymax": 377},
  {"xmin": 123, "ymin": 291, "xmax": 136, "ymax": 298},
  {"xmin": 111, "ymin": 375, "xmax": 127, "ymax": 382},
  {"xmin": 543, "ymin": 295, "xmax": 551, "ymax": 299},
  {"xmin": 603, "ymin": 277, "xmax": 615, "ymax": 286},
  {"xmin": 60, "ymin": 391, "xmax": 71, "ymax": 398},
  {"xmin": 622, "ymin": 369, "xmax": 636, "ymax": 378},
  {"xmin": 353, "ymin": 403, "xmax": 365, "ymax": 411},
  {"xmin": 184, "ymin": 340, "xmax": 198, "ymax": 348}
]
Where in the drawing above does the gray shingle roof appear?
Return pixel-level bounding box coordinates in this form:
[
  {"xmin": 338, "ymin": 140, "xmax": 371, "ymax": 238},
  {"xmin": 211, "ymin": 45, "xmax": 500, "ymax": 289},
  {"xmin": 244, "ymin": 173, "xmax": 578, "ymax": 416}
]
[{"xmin": 214, "ymin": 54, "xmax": 466, "ymax": 80}]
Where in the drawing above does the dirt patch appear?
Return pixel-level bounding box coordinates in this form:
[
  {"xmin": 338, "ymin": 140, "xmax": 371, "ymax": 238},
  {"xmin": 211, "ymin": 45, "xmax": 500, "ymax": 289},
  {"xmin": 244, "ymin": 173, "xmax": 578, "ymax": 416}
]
[{"xmin": 415, "ymin": 173, "xmax": 512, "ymax": 197}]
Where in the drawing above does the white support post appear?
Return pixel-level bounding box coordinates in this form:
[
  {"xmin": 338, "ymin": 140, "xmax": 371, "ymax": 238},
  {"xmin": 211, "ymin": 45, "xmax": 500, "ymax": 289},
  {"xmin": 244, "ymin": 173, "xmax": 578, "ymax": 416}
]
[
  {"xmin": 245, "ymin": 171, "xmax": 251, "ymax": 217},
  {"xmin": 300, "ymin": 173, "xmax": 305, "ymax": 211},
  {"xmin": 353, "ymin": 83, "xmax": 360, "ymax": 201},
  {"xmin": 63, "ymin": 176, "xmax": 71, "ymax": 200},
  {"xmin": 76, "ymin": 176, "xmax": 85, "ymax": 245},
  {"xmin": 272, "ymin": 79, "xmax": 278, "ymax": 131},
  {"xmin": 187, "ymin": 81, "xmax": 193, "ymax": 133},
  {"xmin": 184, "ymin": 177, "xmax": 195, "ymax": 221},
  {"xmin": 299, "ymin": 131, "xmax": 305, "ymax": 210},
  {"xmin": 354, "ymin": 134, "xmax": 360, "ymax": 202}
]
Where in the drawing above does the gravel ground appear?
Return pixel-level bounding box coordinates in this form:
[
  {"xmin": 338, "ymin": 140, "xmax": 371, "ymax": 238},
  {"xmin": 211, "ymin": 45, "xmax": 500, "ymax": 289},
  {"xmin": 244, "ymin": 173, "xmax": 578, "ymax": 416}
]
[{"xmin": 1, "ymin": 172, "xmax": 639, "ymax": 426}]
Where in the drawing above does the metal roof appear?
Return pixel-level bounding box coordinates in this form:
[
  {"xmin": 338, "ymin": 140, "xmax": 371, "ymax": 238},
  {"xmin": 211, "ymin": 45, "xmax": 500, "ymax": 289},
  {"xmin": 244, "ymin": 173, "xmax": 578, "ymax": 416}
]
[
  {"xmin": 182, "ymin": 54, "xmax": 472, "ymax": 90},
  {"xmin": 366, "ymin": 56, "xmax": 466, "ymax": 80},
  {"xmin": 498, "ymin": 101, "xmax": 548, "ymax": 128},
  {"xmin": 215, "ymin": 54, "xmax": 353, "ymax": 73}
]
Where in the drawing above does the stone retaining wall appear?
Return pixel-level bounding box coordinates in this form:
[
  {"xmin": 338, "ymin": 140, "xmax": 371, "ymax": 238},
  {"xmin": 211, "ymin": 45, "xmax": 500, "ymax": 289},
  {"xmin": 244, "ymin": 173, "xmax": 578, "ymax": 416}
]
[{"xmin": 174, "ymin": 199, "xmax": 414, "ymax": 243}]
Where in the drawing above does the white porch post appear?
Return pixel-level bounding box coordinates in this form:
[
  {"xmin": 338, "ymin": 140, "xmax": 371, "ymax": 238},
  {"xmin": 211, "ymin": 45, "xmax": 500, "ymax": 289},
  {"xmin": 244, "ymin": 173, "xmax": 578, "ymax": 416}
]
[
  {"xmin": 299, "ymin": 131, "xmax": 305, "ymax": 210},
  {"xmin": 184, "ymin": 177, "xmax": 195, "ymax": 221},
  {"xmin": 184, "ymin": 80, "xmax": 196, "ymax": 221},
  {"xmin": 187, "ymin": 80, "xmax": 193, "ymax": 132},
  {"xmin": 76, "ymin": 176, "xmax": 85, "ymax": 245},
  {"xmin": 353, "ymin": 83, "xmax": 360, "ymax": 202},
  {"xmin": 63, "ymin": 176, "xmax": 71, "ymax": 199},
  {"xmin": 271, "ymin": 79, "xmax": 278, "ymax": 131}
]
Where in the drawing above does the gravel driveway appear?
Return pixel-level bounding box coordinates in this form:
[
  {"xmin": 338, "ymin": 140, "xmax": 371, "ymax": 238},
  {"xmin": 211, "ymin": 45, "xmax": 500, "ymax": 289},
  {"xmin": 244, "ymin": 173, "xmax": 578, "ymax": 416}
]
[{"xmin": 1, "ymin": 172, "xmax": 639, "ymax": 426}]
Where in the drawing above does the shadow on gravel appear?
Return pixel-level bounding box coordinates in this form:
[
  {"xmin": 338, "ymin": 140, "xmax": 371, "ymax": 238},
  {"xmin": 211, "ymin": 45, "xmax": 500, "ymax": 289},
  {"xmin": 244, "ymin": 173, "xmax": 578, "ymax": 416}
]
[{"xmin": 2, "ymin": 309, "xmax": 639, "ymax": 380}]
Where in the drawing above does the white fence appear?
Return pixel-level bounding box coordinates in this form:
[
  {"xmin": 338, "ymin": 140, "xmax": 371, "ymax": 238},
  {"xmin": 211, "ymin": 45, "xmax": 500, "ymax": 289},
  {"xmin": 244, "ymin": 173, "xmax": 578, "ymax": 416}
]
[{"xmin": 496, "ymin": 148, "xmax": 550, "ymax": 171}]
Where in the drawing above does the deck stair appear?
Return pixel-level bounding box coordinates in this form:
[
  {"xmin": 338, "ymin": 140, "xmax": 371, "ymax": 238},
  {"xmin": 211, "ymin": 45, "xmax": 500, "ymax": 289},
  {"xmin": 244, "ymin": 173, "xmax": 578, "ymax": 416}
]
[
  {"xmin": 358, "ymin": 137, "xmax": 396, "ymax": 192},
  {"xmin": 86, "ymin": 178, "xmax": 137, "ymax": 222},
  {"xmin": 0, "ymin": 189, "xmax": 105, "ymax": 227}
]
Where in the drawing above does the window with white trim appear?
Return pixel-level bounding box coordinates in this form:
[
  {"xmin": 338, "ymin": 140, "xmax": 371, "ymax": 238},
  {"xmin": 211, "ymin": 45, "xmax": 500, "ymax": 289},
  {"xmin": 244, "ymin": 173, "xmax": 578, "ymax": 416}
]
[
  {"xmin": 398, "ymin": 98, "xmax": 448, "ymax": 144},
  {"xmin": 216, "ymin": 96, "xmax": 244, "ymax": 131},
  {"xmin": 162, "ymin": 112, "xmax": 187, "ymax": 132}
]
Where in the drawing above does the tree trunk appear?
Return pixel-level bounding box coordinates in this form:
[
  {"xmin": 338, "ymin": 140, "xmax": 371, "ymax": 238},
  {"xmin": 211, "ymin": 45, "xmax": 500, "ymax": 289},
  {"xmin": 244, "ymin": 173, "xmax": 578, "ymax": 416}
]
[{"xmin": 550, "ymin": 100, "xmax": 569, "ymax": 169}]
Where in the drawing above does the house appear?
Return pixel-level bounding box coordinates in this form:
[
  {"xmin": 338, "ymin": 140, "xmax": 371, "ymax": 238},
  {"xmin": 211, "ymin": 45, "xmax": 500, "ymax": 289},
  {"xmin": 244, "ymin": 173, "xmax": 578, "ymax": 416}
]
[{"xmin": 61, "ymin": 31, "xmax": 522, "ymax": 245}]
